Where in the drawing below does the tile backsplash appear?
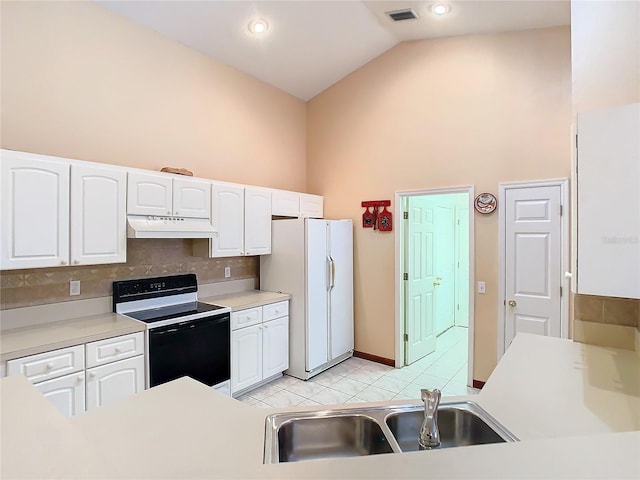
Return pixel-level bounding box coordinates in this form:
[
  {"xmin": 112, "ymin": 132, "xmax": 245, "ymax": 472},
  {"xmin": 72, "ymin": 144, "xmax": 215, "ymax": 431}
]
[
  {"xmin": 0, "ymin": 239, "xmax": 258, "ymax": 310},
  {"xmin": 574, "ymin": 293, "xmax": 640, "ymax": 333}
]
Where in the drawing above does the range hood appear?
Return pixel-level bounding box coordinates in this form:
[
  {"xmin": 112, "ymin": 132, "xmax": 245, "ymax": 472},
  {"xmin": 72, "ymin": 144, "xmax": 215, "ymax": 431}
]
[{"xmin": 127, "ymin": 215, "xmax": 215, "ymax": 239}]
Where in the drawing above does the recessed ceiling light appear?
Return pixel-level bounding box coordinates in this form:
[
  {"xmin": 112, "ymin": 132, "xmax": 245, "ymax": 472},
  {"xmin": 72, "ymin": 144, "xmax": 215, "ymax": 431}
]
[
  {"xmin": 432, "ymin": 4, "xmax": 450, "ymax": 15},
  {"xmin": 248, "ymin": 18, "xmax": 269, "ymax": 35}
]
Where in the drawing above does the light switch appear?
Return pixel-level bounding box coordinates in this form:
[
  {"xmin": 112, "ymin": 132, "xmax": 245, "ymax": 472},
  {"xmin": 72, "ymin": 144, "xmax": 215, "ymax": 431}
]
[{"xmin": 477, "ymin": 281, "xmax": 486, "ymax": 294}]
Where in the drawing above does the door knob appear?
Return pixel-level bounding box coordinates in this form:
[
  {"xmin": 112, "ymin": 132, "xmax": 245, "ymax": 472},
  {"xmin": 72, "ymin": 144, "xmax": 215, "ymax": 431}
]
[
  {"xmin": 508, "ymin": 300, "xmax": 517, "ymax": 307},
  {"xmin": 433, "ymin": 282, "xmax": 441, "ymax": 287}
]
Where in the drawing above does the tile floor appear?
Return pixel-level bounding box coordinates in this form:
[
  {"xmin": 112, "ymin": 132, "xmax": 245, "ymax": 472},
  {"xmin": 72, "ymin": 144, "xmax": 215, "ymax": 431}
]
[{"xmin": 237, "ymin": 326, "xmax": 478, "ymax": 408}]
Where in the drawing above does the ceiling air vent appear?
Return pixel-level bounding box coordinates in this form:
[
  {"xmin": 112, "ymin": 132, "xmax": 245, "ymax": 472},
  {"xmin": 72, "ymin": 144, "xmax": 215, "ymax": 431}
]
[{"xmin": 386, "ymin": 8, "xmax": 419, "ymax": 21}]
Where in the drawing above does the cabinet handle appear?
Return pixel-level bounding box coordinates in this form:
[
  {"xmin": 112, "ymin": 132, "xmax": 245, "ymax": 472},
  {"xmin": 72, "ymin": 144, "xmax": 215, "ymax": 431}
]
[
  {"xmin": 73, "ymin": 260, "xmax": 80, "ymax": 265},
  {"xmin": 77, "ymin": 375, "xmax": 84, "ymax": 382},
  {"xmin": 60, "ymin": 260, "xmax": 67, "ymax": 265},
  {"xmin": 115, "ymin": 347, "xmax": 122, "ymax": 353},
  {"xmin": 46, "ymin": 363, "xmax": 54, "ymax": 370},
  {"xmin": 167, "ymin": 211, "xmax": 171, "ymax": 215}
]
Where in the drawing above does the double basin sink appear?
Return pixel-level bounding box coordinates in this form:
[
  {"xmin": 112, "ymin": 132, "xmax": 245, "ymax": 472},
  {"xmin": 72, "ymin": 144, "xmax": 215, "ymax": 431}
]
[{"xmin": 264, "ymin": 401, "xmax": 517, "ymax": 463}]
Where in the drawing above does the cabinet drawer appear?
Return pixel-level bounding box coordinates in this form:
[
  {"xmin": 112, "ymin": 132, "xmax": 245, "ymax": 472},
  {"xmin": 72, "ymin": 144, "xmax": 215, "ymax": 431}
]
[
  {"xmin": 7, "ymin": 345, "xmax": 84, "ymax": 384},
  {"xmin": 231, "ymin": 307, "xmax": 262, "ymax": 330},
  {"xmin": 85, "ymin": 332, "xmax": 144, "ymax": 368},
  {"xmin": 263, "ymin": 301, "xmax": 289, "ymax": 322}
]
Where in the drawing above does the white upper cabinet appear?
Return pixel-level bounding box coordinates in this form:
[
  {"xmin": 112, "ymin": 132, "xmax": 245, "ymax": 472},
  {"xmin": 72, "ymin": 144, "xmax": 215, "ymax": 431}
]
[
  {"xmin": 194, "ymin": 184, "xmax": 271, "ymax": 258},
  {"xmin": 272, "ymin": 190, "xmax": 300, "ymax": 217},
  {"xmin": 577, "ymin": 102, "xmax": 640, "ymax": 299},
  {"xmin": 127, "ymin": 172, "xmax": 210, "ymax": 219},
  {"xmin": 1, "ymin": 150, "xmax": 127, "ymax": 270},
  {"xmin": 173, "ymin": 178, "xmax": 211, "ymax": 219},
  {"xmin": 210, "ymin": 183, "xmax": 245, "ymax": 257},
  {"xmin": 245, "ymin": 187, "xmax": 272, "ymax": 255},
  {"xmin": 127, "ymin": 172, "xmax": 173, "ymax": 216},
  {"xmin": 70, "ymin": 164, "xmax": 127, "ymax": 265},
  {"xmin": 271, "ymin": 189, "xmax": 324, "ymax": 218},
  {"xmin": 299, "ymin": 193, "xmax": 324, "ymax": 218},
  {"xmin": 1, "ymin": 151, "xmax": 70, "ymax": 269}
]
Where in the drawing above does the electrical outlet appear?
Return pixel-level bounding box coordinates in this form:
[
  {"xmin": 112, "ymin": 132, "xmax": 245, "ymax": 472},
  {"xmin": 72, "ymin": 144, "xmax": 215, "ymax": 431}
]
[
  {"xmin": 477, "ymin": 281, "xmax": 486, "ymax": 294},
  {"xmin": 70, "ymin": 280, "xmax": 81, "ymax": 296},
  {"xmin": 224, "ymin": 266, "xmax": 231, "ymax": 278}
]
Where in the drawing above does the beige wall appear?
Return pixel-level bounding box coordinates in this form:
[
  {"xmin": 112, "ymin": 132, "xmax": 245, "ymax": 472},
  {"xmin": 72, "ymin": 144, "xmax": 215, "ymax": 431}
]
[
  {"xmin": 0, "ymin": 1, "xmax": 307, "ymax": 191},
  {"xmin": 571, "ymin": 0, "xmax": 640, "ymax": 112},
  {"xmin": 307, "ymin": 27, "xmax": 572, "ymax": 381}
]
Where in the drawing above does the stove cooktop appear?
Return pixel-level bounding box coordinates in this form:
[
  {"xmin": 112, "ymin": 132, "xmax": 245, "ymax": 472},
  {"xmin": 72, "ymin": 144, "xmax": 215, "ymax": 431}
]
[{"xmin": 125, "ymin": 301, "xmax": 227, "ymax": 324}]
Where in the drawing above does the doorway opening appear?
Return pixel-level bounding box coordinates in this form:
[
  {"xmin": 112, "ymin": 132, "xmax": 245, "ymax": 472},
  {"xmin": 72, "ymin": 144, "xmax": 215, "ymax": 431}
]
[{"xmin": 395, "ymin": 186, "xmax": 475, "ymax": 390}]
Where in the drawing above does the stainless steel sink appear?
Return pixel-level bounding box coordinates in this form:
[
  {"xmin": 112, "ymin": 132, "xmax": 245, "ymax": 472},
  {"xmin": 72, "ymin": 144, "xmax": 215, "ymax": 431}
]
[
  {"xmin": 385, "ymin": 402, "xmax": 517, "ymax": 452},
  {"xmin": 264, "ymin": 401, "xmax": 517, "ymax": 463},
  {"xmin": 267, "ymin": 412, "xmax": 394, "ymax": 463}
]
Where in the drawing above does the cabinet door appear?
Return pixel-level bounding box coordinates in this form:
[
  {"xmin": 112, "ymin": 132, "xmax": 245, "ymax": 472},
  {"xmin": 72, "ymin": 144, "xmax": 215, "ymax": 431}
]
[
  {"xmin": 127, "ymin": 172, "xmax": 173, "ymax": 216},
  {"xmin": 577, "ymin": 103, "xmax": 640, "ymax": 298},
  {"xmin": 262, "ymin": 316, "xmax": 289, "ymax": 379},
  {"xmin": 231, "ymin": 324, "xmax": 262, "ymax": 393},
  {"xmin": 86, "ymin": 356, "xmax": 144, "ymax": 410},
  {"xmin": 244, "ymin": 187, "xmax": 272, "ymax": 256},
  {"xmin": 173, "ymin": 178, "xmax": 211, "ymax": 219},
  {"xmin": 34, "ymin": 372, "xmax": 85, "ymax": 417},
  {"xmin": 211, "ymin": 183, "xmax": 245, "ymax": 257},
  {"xmin": 0, "ymin": 152, "xmax": 70, "ymax": 269},
  {"xmin": 272, "ymin": 190, "xmax": 300, "ymax": 217},
  {"xmin": 70, "ymin": 164, "xmax": 127, "ymax": 265},
  {"xmin": 299, "ymin": 193, "xmax": 324, "ymax": 218}
]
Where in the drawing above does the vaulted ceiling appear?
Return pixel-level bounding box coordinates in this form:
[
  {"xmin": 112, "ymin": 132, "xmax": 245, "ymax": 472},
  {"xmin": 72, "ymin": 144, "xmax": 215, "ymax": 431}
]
[{"xmin": 96, "ymin": 1, "xmax": 571, "ymax": 100}]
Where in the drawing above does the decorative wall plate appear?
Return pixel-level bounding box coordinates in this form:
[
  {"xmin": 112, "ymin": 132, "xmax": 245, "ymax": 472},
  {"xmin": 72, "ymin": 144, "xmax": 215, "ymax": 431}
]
[{"xmin": 474, "ymin": 192, "xmax": 497, "ymax": 214}]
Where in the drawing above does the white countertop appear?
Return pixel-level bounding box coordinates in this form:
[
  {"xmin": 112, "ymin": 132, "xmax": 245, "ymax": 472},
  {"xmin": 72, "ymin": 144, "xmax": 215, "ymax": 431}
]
[
  {"xmin": 0, "ymin": 313, "xmax": 145, "ymax": 362},
  {"xmin": 200, "ymin": 290, "xmax": 290, "ymax": 311},
  {"xmin": 2, "ymin": 334, "xmax": 639, "ymax": 478},
  {"xmin": 478, "ymin": 334, "xmax": 640, "ymax": 439}
]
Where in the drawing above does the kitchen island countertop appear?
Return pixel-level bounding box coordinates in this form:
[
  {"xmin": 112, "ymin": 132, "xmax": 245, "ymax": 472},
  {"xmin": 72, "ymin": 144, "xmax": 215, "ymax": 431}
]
[{"xmin": 2, "ymin": 334, "xmax": 639, "ymax": 478}]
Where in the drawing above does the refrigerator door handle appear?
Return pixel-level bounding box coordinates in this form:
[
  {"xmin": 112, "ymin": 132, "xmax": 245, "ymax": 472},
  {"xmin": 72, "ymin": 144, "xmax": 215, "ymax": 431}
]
[
  {"xmin": 327, "ymin": 256, "xmax": 333, "ymax": 290},
  {"xmin": 328, "ymin": 256, "xmax": 336, "ymax": 289}
]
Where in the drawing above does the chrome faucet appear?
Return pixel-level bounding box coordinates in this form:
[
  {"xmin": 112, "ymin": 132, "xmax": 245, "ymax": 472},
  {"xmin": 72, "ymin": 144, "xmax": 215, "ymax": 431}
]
[{"xmin": 419, "ymin": 388, "xmax": 441, "ymax": 449}]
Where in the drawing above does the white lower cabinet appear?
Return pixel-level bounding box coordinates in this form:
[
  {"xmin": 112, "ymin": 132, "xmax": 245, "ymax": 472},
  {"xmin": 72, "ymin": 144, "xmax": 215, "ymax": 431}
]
[
  {"xmin": 262, "ymin": 316, "xmax": 289, "ymax": 379},
  {"xmin": 231, "ymin": 324, "xmax": 263, "ymax": 393},
  {"xmin": 230, "ymin": 301, "xmax": 289, "ymax": 396},
  {"xmin": 86, "ymin": 356, "xmax": 145, "ymax": 410},
  {"xmin": 34, "ymin": 371, "xmax": 86, "ymax": 417},
  {"xmin": 5, "ymin": 332, "xmax": 145, "ymax": 417}
]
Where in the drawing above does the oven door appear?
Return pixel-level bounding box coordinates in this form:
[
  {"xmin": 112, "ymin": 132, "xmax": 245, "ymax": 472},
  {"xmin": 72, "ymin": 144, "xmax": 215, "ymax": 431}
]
[{"xmin": 148, "ymin": 313, "xmax": 230, "ymax": 388}]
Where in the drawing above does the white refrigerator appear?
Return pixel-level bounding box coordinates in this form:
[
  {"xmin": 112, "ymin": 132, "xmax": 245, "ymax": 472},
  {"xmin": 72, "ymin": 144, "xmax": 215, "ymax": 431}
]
[{"xmin": 260, "ymin": 218, "xmax": 354, "ymax": 380}]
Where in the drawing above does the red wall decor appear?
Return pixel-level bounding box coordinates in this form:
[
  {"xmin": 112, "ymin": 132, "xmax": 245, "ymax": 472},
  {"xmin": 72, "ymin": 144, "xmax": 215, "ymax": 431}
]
[{"xmin": 361, "ymin": 200, "xmax": 392, "ymax": 231}]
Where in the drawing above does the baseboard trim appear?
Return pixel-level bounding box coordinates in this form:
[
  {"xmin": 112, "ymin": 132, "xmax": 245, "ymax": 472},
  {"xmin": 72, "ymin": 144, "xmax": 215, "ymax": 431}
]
[
  {"xmin": 354, "ymin": 351, "xmax": 395, "ymax": 367},
  {"xmin": 472, "ymin": 380, "xmax": 486, "ymax": 389}
]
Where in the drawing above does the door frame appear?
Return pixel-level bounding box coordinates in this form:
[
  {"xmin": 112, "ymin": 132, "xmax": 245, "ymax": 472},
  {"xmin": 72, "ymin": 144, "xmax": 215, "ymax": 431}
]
[
  {"xmin": 497, "ymin": 178, "xmax": 570, "ymax": 361},
  {"xmin": 395, "ymin": 185, "xmax": 475, "ymax": 387}
]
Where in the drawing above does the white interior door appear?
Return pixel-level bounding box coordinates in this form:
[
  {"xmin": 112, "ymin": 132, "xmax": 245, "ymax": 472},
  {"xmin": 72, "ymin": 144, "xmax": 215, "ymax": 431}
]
[
  {"xmin": 434, "ymin": 204, "xmax": 456, "ymax": 335},
  {"xmin": 504, "ymin": 185, "xmax": 562, "ymax": 351},
  {"xmin": 328, "ymin": 220, "xmax": 354, "ymax": 361},
  {"xmin": 305, "ymin": 219, "xmax": 329, "ymax": 371},
  {"xmin": 405, "ymin": 197, "xmax": 437, "ymax": 364}
]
